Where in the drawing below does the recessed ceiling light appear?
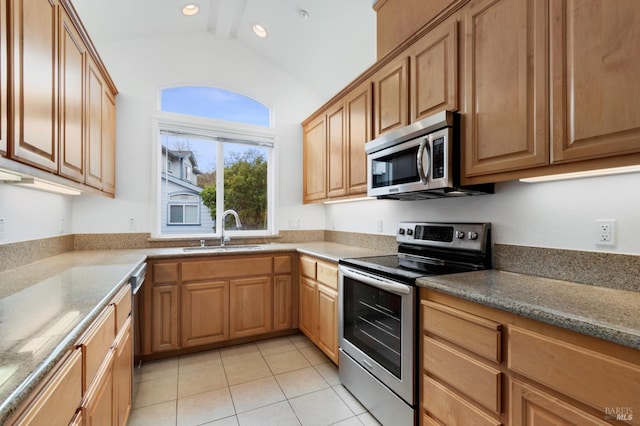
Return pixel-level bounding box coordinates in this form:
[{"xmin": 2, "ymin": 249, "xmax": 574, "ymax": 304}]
[
  {"xmin": 252, "ymin": 23, "xmax": 268, "ymax": 38},
  {"xmin": 182, "ymin": 4, "xmax": 199, "ymax": 16}
]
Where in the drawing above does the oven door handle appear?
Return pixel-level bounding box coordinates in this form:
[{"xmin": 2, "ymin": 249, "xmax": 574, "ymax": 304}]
[{"xmin": 340, "ymin": 266, "xmax": 411, "ymax": 295}]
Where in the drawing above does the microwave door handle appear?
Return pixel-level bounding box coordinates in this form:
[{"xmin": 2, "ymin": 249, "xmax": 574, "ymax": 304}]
[{"xmin": 417, "ymin": 138, "xmax": 431, "ymax": 184}]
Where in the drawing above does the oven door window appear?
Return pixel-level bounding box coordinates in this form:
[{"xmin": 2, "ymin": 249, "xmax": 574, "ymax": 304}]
[
  {"xmin": 371, "ymin": 146, "xmax": 420, "ymax": 189},
  {"xmin": 343, "ymin": 276, "xmax": 402, "ymax": 378}
]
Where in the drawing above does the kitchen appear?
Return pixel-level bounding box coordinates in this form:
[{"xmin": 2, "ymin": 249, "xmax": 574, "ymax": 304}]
[{"xmin": 0, "ymin": 0, "xmax": 639, "ymax": 425}]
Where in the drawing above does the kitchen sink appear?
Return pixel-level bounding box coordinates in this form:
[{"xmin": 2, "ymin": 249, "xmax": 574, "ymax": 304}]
[{"xmin": 182, "ymin": 245, "xmax": 266, "ymax": 253}]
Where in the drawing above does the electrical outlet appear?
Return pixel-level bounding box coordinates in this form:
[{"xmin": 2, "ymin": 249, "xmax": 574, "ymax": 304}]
[
  {"xmin": 377, "ymin": 219, "xmax": 383, "ymax": 233},
  {"xmin": 129, "ymin": 218, "xmax": 137, "ymax": 231},
  {"xmin": 0, "ymin": 218, "xmax": 4, "ymax": 240},
  {"xmin": 596, "ymin": 219, "xmax": 616, "ymax": 245},
  {"xmin": 59, "ymin": 218, "xmax": 64, "ymax": 234}
]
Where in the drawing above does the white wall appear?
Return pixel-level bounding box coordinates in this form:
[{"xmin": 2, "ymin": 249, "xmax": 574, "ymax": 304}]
[
  {"xmin": 72, "ymin": 31, "xmax": 326, "ymax": 235},
  {"xmin": 326, "ymin": 173, "xmax": 640, "ymax": 255},
  {"xmin": 0, "ymin": 184, "xmax": 73, "ymax": 243}
]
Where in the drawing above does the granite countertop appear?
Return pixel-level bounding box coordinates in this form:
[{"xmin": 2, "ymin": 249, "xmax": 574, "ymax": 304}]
[
  {"xmin": 142, "ymin": 242, "xmax": 386, "ymax": 263},
  {"xmin": 0, "ymin": 241, "xmax": 382, "ymax": 422},
  {"xmin": 0, "ymin": 250, "xmax": 147, "ymax": 424},
  {"xmin": 417, "ymin": 270, "xmax": 640, "ymax": 350}
]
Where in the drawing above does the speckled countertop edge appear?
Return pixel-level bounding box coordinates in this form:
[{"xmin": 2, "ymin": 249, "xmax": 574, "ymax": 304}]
[{"xmin": 417, "ymin": 270, "xmax": 640, "ymax": 350}]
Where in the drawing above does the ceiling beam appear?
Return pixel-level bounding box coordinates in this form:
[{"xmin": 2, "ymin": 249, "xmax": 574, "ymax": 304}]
[{"xmin": 208, "ymin": 0, "xmax": 246, "ymax": 39}]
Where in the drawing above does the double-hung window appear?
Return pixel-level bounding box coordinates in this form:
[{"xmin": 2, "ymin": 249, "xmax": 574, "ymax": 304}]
[{"xmin": 155, "ymin": 86, "xmax": 275, "ymax": 238}]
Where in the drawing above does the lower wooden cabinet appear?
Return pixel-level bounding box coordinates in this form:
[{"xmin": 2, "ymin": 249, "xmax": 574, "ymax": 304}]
[
  {"xmin": 82, "ymin": 349, "xmax": 115, "ymax": 426},
  {"xmin": 420, "ymin": 289, "xmax": 640, "ymax": 426},
  {"xmin": 298, "ymin": 255, "xmax": 339, "ymax": 364},
  {"xmin": 12, "ymin": 349, "xmax": 83, "ymax": 426},
  {"xmin": 143, "ymin": 254, "xmax": 297, "ymax": 357},
  {"xmin": 9, "ymin": 284, "xmax": 133, "ymax": 426},
  {"xmin": 230, "ymin": 276, "xmax": 273, "ymax": 339},
  {"xmin": 181, "ymin": 281, "xmax": 229, "ymax": 347}
]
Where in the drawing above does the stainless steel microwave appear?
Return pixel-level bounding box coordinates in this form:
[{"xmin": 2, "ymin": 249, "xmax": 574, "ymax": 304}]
[{"xmin": 365, "ymin": 111, "xmax": 493, "ymax": 200}]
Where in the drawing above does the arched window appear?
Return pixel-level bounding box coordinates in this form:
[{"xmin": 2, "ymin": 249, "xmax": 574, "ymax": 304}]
[
  {"xmin": 156, "ymin": 86, "xmax": 275, "ymax": 237},
  {"xmin": 161, "ymin": 86, "xmax": 270, "ymax": 127}
]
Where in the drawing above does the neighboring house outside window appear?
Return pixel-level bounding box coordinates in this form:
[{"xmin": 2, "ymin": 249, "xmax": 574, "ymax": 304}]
[{"xmin": 168, "ymin": 193, "xmax": 200, "ymax": 225}]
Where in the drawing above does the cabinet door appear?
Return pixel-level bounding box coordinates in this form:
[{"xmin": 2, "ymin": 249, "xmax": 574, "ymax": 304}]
[
  {"xmin": 327, "ymin": 102, "xmax": 347, "ymax": 198},
  {"xmin": 0, "ymin": 0, "xmax": 7, "ymax": 154},
  {"xmin": 9, "ymin": 0, "xmax": 58, "ymax": 171},
  {"xmin": 151, "ymin": 284, "xmax": 179, "ymax": 353},
  {"xmin": 102, "ymin": 89, "xmax": 116, "ymax": 195},
  {"xmin": 373, "ymin": 56, "xmax": 409, "ymax": 137},
  {"xmin": 230, "ymin": 276, "xmax": 273, "ymax": 339},
  {"xmin": 463, "ymin": 0, "xmax": 549, "ymax": 177},
  {"xmin": 316, "ymin": 284, "xmax": 338, "ymax": 364},
  {"xmin": 83, "ymin": 349, "xmax": 115, "ymax": 426},
  {"xmin": 299, "ymin": 277, "xmax": 316, "ymax": 340},
  {"xmin": 85, "ymin": 55, "xmax": 104, "ymax": 189},
  {"xmin": 345, "ymin": 82, "xmax": 372, "ymax": 195},
  {"xmin": 510, "ymin": 378, "xmax": 608, "ymax": 426},
  {"xmin": 114, "ymin": 317, "xmax": 132, "ymax": 426},
  {"xmin": 550, "ymin": 0, "xmax": 640, "ymax": 164},
  {"xmin": 411, "ymin": 17, "xmax": 459, "ymax": 122},
  {"xmin": 58, "ymin": 9, "xmax": 85, "ymax": 182},
  {"xmin": 181, "ymin": 281, "xmax": 229, "ymax": 347},
  {"xmin": 273, "ymin": 275, "xmax": 292, "ymax": 331},
  {"xmin": 303, "ymin": 114, "xmax": 327, "ymax": 203}
]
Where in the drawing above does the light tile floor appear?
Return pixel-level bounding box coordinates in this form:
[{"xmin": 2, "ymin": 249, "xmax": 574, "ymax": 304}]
[{"xmin": 128, "ymin": 334, "xmax": 381, "ymax": 426}]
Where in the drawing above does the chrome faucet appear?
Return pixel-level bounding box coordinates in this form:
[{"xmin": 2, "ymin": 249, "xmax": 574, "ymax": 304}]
[{"xmin": 221, "ymin": 209, "xmax": 241, "ymax": 246}]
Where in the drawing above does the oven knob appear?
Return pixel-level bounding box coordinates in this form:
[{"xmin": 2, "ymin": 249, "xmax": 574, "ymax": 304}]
[
  {"xmin": 456, "ymin": 231, "xmax": 465, "ymax": 239},
  {"xmin": 398, "ymin": 228, "xmax": 405, "ymax": 235},
  {"xmin": 407, "ymin": 229, "xmax": 414, "ymax": 236},
  {"xmin": 468, "ymin": 231, "xmax": 479, "ymax": 240}
]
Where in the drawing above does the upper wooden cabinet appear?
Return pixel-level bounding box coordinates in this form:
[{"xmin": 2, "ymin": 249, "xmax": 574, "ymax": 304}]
[
  {"xmin": 303, "ymin": 114, "xmax": 327, "ymax": 203},
  {"xmin": 373, "ymin": 56, "xmax": 409, "ymax": 137},
  {"xmin": 327, "ymin": 102, "xmax": 347, "ymax": 198},
  {"xmin": 462, "ymin": 0, "xmax": 549, "ymax": 177},
  {"xmin": 59, "ymin": 6, "xmax": 86, "ymax": 182},
  {"xmin": 303, "ymin": 81, "xmax": 372, "ymax": 203},
  {"xmin": 0, "ymin": 0, "xmax": 7, "ymax": 155},
  {"xmin": 409, "ymin": 16, "xmax": 459, "ymax": 122},
  {"xmin": 549, "ymin": 0, "xmax": 640, "ymax": 164},
  {"xmin": 3, "ymin": 0, "xmax": 117, "ymax": 195},
  {"xmin": 374, "ymin": 0, "xmax": 459, "ymax": 59},
  {"xmin": 9, "ymin": 0, "xmax": 59, "ymax": 171},
  {"xmin": 463, "ymin": 0, "xmax": 640, "ymax": 182}
]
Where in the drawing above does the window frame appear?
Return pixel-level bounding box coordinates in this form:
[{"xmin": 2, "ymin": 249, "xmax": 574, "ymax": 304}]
[{"xmin": 152, "ymin": 112, "xmax": 277, "ymax": 239}]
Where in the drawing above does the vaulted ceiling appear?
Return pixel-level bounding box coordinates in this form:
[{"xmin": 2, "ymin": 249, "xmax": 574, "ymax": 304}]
[{"xmin": 72, "ymin": 0, "xmax": 378, "ymax": 101}]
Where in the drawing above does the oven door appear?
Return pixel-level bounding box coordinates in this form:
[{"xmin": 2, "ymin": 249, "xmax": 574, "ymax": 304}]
[{"xmin": 338, "ymin": 265, "xmax": 415, "ymax": 405}]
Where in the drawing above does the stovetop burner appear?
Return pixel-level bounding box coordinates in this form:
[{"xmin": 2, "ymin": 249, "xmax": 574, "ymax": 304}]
[{"xmin": 339, "ymin": 222, "xmax": 492, "ymax": 284}]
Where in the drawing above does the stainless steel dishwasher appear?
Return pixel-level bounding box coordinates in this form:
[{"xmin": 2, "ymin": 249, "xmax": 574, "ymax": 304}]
[{"xmin": 128, "ymin": 262, "xmax": 147, "ymax": 387}]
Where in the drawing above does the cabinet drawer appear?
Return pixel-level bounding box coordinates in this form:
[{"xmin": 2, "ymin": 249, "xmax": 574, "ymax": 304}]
[
  {"xmin": 317, "ymin": 261, "xmax": 338, "ymax": 290},
  {"xmin": 299, "ymin": 256, "xmax": 317, "ymax": 279},
  {"xmin": 78, "ymin": 305, "xmax": 115, "ymax": 392},
  {"xmin": 508, "ymin": 325, "xmax": 640, "ymax": 419},
  {"xmin": 111, "ymin": 284, "xmax": 131, "ymax": 333},
  {"xmin": 422, "ymin": 300, "xmax": 501, "ymax": 363},
  {"xmin": 423, "ymin": 336, "xmax": 501, "ymax": 413},
  {"xmin": 15, "ymin": 349, "xmax": 82, "ymax": 426},
  {"xmin": 152, "ymin": 262, "xmax": 179, "ymax": 285},
  {"xmin": 422, "ymin": 375, "xmax": 502, "ymax": 426},
  {"xmin": 274, "ymin": 255, "xmax": 292, "ymax": 275},
  {"xmin": 509, "ymin": 377, "xmax": 609, "ymax": 426},
  {"xmin": 182, "ymin": 257, "xmax": 273, "ymax": 281}
]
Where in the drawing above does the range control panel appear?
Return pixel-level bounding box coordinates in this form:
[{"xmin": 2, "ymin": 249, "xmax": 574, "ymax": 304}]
[{"xmin": 396, "ymin": 222, "xmax": 490, "ymax": 252}]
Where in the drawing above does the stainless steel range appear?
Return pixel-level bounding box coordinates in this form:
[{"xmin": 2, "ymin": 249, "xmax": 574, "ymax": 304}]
[{"xmin": 338, "ymin": 222, "xmax": 492, "ymax": 426}]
